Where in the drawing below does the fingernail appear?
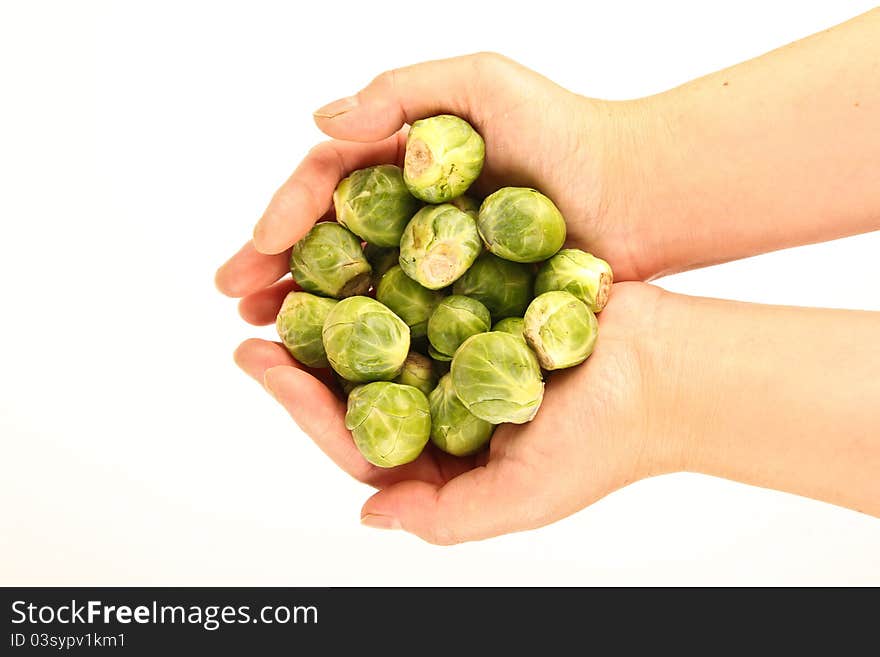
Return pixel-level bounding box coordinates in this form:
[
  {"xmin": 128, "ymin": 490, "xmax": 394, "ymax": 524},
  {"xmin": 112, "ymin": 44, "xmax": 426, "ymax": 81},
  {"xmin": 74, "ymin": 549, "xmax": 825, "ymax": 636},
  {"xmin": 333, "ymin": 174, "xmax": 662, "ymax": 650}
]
[
  {"xmin": 313, "ymin": 95, "xmax": 358, "ymax": 119},
  {"xmin": 361, "ymin": 513, "xmax": 402, "ymax": 531}
]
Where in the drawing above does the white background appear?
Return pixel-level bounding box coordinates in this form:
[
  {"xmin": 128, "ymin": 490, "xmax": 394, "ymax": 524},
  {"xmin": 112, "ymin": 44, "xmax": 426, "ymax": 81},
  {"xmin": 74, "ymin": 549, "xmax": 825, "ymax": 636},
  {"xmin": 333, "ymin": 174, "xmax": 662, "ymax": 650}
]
[{"xmin": 2, "ymin": 0, "xmax": 878, "ymax": 585}]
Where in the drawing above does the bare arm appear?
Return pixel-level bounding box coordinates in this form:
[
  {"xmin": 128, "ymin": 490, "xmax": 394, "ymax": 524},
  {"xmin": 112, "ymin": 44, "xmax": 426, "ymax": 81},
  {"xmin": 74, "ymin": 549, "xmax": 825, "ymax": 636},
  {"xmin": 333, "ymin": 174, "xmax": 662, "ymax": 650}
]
[
  {"xmin": 627, "ymin": 8, "xmax": 880, "ymax": 279},
  {"xmin": 652, "ymin": 292, "xmax": 880, "ymax": 516}
]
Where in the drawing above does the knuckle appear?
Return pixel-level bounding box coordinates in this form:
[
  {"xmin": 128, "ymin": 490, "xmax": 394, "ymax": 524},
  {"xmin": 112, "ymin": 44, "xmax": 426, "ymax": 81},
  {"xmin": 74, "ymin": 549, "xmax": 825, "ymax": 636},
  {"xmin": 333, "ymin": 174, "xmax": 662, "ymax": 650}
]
[
  {"xmin": 371, "ymin": 68, "xmax": 399, "ymax": 94},
  {"xmin": 463, "ymin": 52, "xmax": 513, "ymax": 107},
  {"xmin": 471, "ymin": 51, "xmax": 510, "ymax": 72},
  {"xmin": 307, "ymin": 140, "xmax": 334, "ymax": 161},
  {"xmin": 305, "ymin": 141, "xmax": 342, "ymax": 176}
]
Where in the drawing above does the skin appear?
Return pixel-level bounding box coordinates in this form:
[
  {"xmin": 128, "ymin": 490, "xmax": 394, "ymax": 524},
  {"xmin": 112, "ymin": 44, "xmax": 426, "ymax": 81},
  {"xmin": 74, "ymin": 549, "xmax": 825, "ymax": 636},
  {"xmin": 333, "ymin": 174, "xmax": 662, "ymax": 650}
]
[{"xmin": 216, "ymin": 9, "xmax": 880, "ymax": 543}]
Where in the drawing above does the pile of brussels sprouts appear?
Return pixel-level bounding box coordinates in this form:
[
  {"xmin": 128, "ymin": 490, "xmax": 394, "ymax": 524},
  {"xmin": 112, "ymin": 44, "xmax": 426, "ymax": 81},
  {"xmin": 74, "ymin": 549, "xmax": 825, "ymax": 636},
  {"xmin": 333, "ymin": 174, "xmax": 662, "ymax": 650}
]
[{"xmin": 276, "ymin": 115, "xmax": 613, "ymax": 467}]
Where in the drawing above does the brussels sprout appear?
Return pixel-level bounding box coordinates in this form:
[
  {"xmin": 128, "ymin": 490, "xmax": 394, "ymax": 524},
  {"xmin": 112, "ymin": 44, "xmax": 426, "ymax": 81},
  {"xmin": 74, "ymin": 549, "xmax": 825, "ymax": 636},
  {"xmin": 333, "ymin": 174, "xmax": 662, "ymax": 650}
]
[
  {"xmin": 403, "ymin": 115, "xmax": 485, "ymax": 203},
  {"xmin": 492, "ymin": 316, "xmax": 525, "ymax": 340},
  {"xmin": 452, "ymin": 252, "xmax": 534, "ymax": 320},
  {"xmin": 477, "ymin": 188, "xmax": 566, "ymax": 263},
  {"xmin": 523, "ymin": 291, "xmax": 598, "ymax": 370},
  {"xmin": 363, "ymin": 244, "xmax": 400, "ymax": 289},
  {"xmin": 333, "ymin": 165, "xmax": 421, "ymax": 247},
  {"xmin": 289, "ymin": 223, "xmax": 371, "ymax": 298},
  {"xmin": 345, "ymin": 382, "xmax": 431, "ymax": 467},
  {"xmin": 534, "ymin": 249, "xmax": 614, "ymax": 313},
  {"xmin": 375, "ymin": 265, "xmax": 443, "ymax": 340},
  {"xmin": 451, "ymin": 332, "xmax": 544, "ymax": 424},
  {"xmin": 428, "ymin": 345, "xmax": 452, "ymax": 363},
  {"xmin": 429, "ymin": 374, "xmax": 495, "ymax": 456},
  {"xmin": 449, "ymin": 194, "xmax": 480, "ymax": 219},
  {"xmin": 394, "ymin": 351, "xmax": 438, "ymax": 397},
  {"xmin": 275, "ymin": 291, "xmax": 337, "ymax": 368},
  {"xmin": 322, "ymin": 296, "xmax": 410, "ymax": 382},
  {"xmin": 399, "ymin": 204, "xmax": 482, "ymax": 289},
  {"xmin": 427, "ymin": 295, "xmax": 491, "ymax": 360}
]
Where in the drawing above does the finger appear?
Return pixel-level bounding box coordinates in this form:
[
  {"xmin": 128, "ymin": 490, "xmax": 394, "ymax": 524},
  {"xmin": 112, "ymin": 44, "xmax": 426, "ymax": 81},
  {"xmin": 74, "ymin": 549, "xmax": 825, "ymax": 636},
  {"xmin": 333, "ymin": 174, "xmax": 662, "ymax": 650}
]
[
  {"xmin": 215, "ymin": 241, "xmax": 291, "ymax": 298},
  {"xmin": 234, "ymin": 338, "xmax": 297, "ymax": 381},
  {"xmin": 234, "ymin": 337, "xmax": 337, "ymax": 391},
  {"xmin": 235, "ymin": 339, "xmax": 361, "ymax": 462},
  {"xmin": 253, "ymin": 133, "xmax": 405, "ymax": 255},
  {"xmin": 360, "ymin": 456, "xmax": 541, "ymax": 545},
  {"xmin": 261, "ymin": 362, "xmax": 417, "ymax": 488},
  {"xmin": 240, "ymin": 344, "xmax": 467, "ymax": 488},
  {"xmin": 313, "ymin": 53, "xmax": 507, "ymax": 142},
  {"xmin": 238, "ymin": 278, "xmax": 299, "ymax": 326},
  {"xmin": 261, "ymin": 364, "xmax": 378, "ymax": 479}
]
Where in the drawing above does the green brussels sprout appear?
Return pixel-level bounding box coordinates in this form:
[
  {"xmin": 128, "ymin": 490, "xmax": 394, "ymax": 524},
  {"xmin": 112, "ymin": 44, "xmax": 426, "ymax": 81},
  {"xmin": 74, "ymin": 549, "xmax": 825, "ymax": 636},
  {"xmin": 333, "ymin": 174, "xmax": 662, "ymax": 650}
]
[
  {"xmin": 399, "ymin": 204, "xmax": 482, "ymax": 289},
  {"xmin": 289, "ymin": 222, "xmax": 372, "ymax": 298},
  {"xmin": 523, "ymin": 291, "xmax": 598, "ymax": 370},
  {"xmin": 452, "ymin": 252, "xmax": 534, "ymax": 320},
  {"xmin": 429, "ymin": 374, "xmax": 495, "ymax": 456},
  {"xmin": 345, "ymin": 382, "xmax": 431, "ymax": 467},
  {"xmin": 394, "ymin": 351, "xmax": 439, "ymax": 397},
  {"xmin": 428, "ymin": 345, "xmax": 452, "ymax": 363},
  {"xmin": 534, "ymin": 249, "xmax": 614, "ymax": 313},
  {"xmin": 394, "ymin": 351, "xmax": 438, "ymax": 397},
  {"xmin": 492, "ymin": 316, "xmax": 525, "ymax": 340},
  {"xmin": 322, "ymin": 296, "xmax": 410, "ymax": 382},
  {"xmin": 375, "ymin": 265, "xmax": 443, "ymax": 340},
  {"xmin": 448, "ymin": 194, "xmax": 480, "ymax": 219},
  {"xmin": 477, "ymin": 188, "xmax": 567, "ymax": 263},
  {"xmin": 427, "ymin": 295, "xmax": 491, "ymax": 360},
  {"xmin": 333, "ymin": 165, "xmax": 421, "ymax": 247},
  {"xmin": 363, "ymin": 244, "xmax": 400, "ymax": 289},
  {"xmin": 451, "ymin": 332, "xmax": 544, "ymax": 424},
  {"xmin": 275, "ymin": 291, "xmax": 338, "ymax": 368},
  {"xmin": 403, "ymin": 115, "xmax": 485, "ymax": 203}
]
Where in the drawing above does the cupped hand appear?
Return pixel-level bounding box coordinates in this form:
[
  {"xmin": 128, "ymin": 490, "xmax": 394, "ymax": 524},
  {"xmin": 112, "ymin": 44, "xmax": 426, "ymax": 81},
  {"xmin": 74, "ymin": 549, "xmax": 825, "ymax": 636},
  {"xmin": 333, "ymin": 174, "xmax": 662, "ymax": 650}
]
[
  {"xmin": 233, "ymin": 282, "xmax": 676, "ymax": 544},
  {"xmin": 216, "ymin": 54, "xmax": 672, "ymax": 543},
  {"xmin": 215, "ymin": 52, "xmax": 654, "ymax": 307}
]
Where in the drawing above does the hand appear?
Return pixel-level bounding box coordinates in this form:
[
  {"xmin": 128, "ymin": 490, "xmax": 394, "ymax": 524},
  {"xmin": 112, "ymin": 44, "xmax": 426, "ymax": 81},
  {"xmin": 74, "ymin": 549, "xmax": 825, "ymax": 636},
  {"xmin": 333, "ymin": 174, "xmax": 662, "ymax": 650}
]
[
  {"xmin": 214, "ymin": 54, "xmax": 670, "ymax": 543},
  {"xmin": 215, "ymin": 52, "xmax": 654, "ymax": 308},
  {"xmin": 232, "ymin": 282, "xmax": 677, "ymax": 544},
  {"xmin": 218, "ymin": 9, "xmax": 880, "ymax": 302}
]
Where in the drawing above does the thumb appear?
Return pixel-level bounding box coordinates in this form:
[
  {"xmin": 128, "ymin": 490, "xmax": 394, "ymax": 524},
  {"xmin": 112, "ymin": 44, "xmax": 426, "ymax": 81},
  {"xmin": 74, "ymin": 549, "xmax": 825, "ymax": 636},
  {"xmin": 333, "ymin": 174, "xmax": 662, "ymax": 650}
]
[
  {"xmin": 312, "ymin": 52, "xmax": 508, "ymax": 142},
  {"xmin": 360, "ymin": 460, "xmax": 544, "ymax": 545}
]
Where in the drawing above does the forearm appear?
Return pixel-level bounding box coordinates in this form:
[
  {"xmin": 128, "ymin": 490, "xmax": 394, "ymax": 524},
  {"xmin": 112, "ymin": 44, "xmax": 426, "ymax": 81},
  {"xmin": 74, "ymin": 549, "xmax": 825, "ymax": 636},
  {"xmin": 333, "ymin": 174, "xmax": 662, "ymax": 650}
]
[
  {"xmin": 650, "ymin": 290, "xmax": 880, "ymax": 516},
  {"xmin": 631, "ymin": 8, "xmax": 880, "ymax": 278}
]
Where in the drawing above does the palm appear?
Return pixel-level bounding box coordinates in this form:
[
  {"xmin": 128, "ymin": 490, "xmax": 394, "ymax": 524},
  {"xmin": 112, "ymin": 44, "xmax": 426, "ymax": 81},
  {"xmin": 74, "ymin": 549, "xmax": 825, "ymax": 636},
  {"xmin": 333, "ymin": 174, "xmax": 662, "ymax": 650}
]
[
  {"xmin": 460, "ymin": 57, "xmax": 638, "ymax": 280},
  {"xmin": 326, "ymin": 283, "xmax": 655, "ymax": 517},
  {"xmin": 473, "ymin": 106, "xmax": 603, "ymax": 248}
]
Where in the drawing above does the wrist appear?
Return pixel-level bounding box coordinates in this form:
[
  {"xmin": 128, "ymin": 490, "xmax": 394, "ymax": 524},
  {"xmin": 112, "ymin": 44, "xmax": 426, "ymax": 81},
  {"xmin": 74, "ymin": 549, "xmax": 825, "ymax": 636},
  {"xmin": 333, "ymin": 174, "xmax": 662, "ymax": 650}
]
[
  {"xmin": 635, "ymin": 287, "xmax": 710, "ymax": 477},
  {"xmin": 588, "ymin": 94, "xmax": 684, "ymax": 282},
  {"xmin": 596, "ymin": 283, "xmax": 695, "ymax": 483}
]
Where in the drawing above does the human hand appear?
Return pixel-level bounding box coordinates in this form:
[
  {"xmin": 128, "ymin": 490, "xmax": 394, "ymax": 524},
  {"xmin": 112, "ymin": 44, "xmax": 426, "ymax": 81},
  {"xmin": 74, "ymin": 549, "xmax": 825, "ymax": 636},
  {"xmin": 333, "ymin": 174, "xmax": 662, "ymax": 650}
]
[
  {"xmin": 232, "ymin": 282, "xmax": 679, "ymax": 544},
  {"xmin": 218, "ymin": 9, "xmax": 880, "ymax": 302},
  {"xmin": 215, "ymin": 52, "xmax": 654, "ymax": 306}
]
